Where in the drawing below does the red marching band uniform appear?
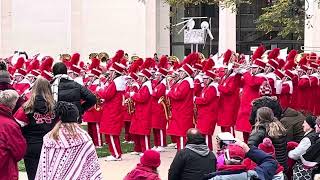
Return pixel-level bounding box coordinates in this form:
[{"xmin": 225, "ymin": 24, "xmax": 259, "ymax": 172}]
[
  {"xmin": 129, "ymin": 69, "xmax": 153, "ymax": 153},
  {"xmin": 167, "ymin": 63, "xmax": 194, "ymax": 150},
  {"xmin": 195, "ymin": 70, "xmax": 220, "ymax": 151}
]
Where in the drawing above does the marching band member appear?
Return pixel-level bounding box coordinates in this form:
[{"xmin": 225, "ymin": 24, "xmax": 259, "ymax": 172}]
[
  {"xmin": 296, "ymin": 56, "xmax": 310, "ymax": 112},
  {"xmin": 218, "ymin": 63, "xmax": 242, "ymax": 134},
  {"xmin": 195, "ymin": 70, "xmax": 220, "ymax": 151},
  {"xmin": 129, "ymin": 68, "xmax": 153, "ymax": 155},
  {"xmin": 123, "ymin": 60, "xmax": 141, "ymax": 143},
  {"xmin": 98, "ymin": 62, "xmax": 127, "ymax": 161},
  {"xmin": 151, "ymin": 67, "xmax": 169, "ymax": 152},
  {"xmin": 167, "ymin": 63, "xmax": 194, "ymax": 151},
  {"xmin": 280, "ymin": 70, "xmax": 295, "ymax": 109},
  {"xmin": 236, "ymin": 59, "xmax": 266, "ymax": 143},
  {"xmin": 83, "ymin": 68, "xmax": 104, "ymax": 148}
]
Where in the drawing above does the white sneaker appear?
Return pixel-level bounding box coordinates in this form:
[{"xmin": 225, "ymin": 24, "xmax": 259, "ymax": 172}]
[
  {"xmin": 105, "ymin": 155, "xmax": 122, "ymax": 161},
  {"xmin": 167, "ymin": 143, "xmax": 177, "ymax": 148},
  {"xmin": 128, "ymin": 141, "xmax": 134, "ymax": 144},
  {"xmin": 139, "ymin": 153, "xmax": 144, "ymax": 157},
  {"xmin": 151, "ymin": 146, "xmax": 158, "ymax": 150},
  {"xmin": 130, "ymin": 151, "xmax": 140, "ymax": 155},
  {"xmin": 156, "ymin": 146, "xmax": 165, "ymax": 152},
  {"xmin": 122, "ymin": 140, "xmax": 128, "ymax": 144}
]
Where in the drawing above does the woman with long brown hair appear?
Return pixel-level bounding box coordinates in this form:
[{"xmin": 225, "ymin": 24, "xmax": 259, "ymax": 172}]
[
  {"xmin": 35, "ymin": 101, "xmax": 102, "ymax": 179},
  {"xmin": 14, "ymin": 76, "xmax": 57, "ymax": 180},
  {"xmin": 248, "ymin": 107, "xmax": 288, "ymax": 171}
]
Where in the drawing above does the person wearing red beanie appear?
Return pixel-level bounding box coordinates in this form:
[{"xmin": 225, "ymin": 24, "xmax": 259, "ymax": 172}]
[{"xmin": 124, "ymin": 150, "xmax": 161, "ymax": 180}]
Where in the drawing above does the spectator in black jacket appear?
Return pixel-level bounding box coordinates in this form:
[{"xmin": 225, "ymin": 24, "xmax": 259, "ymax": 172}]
[
  {"xmin": 168, "ymin": 128, "xmax": 216, "ymax": 180},
  {"xmin": 51, "ymin": 62, "xmax": 96, "ymax": 122},
  {"xmin": 14, "ymin": 77, "xmax": 58, "ymax": 180},
  {"xmin": 248, "ymin": 107, "xmax": 288, "ymax": 171}
]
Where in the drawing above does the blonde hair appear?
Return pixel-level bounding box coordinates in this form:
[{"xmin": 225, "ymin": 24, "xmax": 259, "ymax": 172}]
[
  {"xmin": 50, "ymin": 121, "xmax": 80, "ymax": 141},
  {"xmin": 23, "ymin": 77, "xmax": 55, "ymax": 114},
  {"xmin": 254, "ymin": 107, "xmax": 286, "ymax": 138}
]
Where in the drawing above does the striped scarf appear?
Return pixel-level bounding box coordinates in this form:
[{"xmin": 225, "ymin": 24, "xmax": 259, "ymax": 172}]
[{"xmin": 51, "ymin": 74, "xmax": 73, "ymax": 101}]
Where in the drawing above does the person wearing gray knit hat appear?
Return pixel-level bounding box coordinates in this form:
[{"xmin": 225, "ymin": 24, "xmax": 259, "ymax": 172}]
[{"xmin": 0, "ymin": 61, "xmax": 11, "ymax": 84}]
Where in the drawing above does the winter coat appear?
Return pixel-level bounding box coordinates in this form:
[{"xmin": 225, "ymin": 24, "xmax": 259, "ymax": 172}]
[
  {"xmin": 130, "ymin": 80, "xmax": 152, "ymax": 135},
  {"xmin": 0, "ymin": 104, "xmax": 27, "ymax": 180},
  {"xmin": 0, "ymin": 82, "xmax": 26, "ymax": 114},
  {"xmin": 98, "ymin": 76, "xmax": 126, "ymax": 135},
  {"xmin": 195, "ymin": 82, "xmax": 220, "ymax": 135},
  {"xmin": 167, "ymin": 77, "xmax": 194, "ymax": 137},
  {"xmin": 14, "ymin": 95, "xmax": 58, "ymax": 144},
  {"xmin": 55, "ymin": 78, "xmax": 96, "ymax": 116},
  {"xmin": 168, "ymin": 143, "xmax": 216, "ymax": 180},
  {"xmin": 206, "ymin": 147, "xmax": 277, "ymax": 180},
  {"xmin": 124, "ymin": 164, "xmax": 161, "ymax": 180},
  {"xmin": 280, "ymin": 108, "xmax": 305, "ymax": 143},
  {"xmin": 217, "ymin": 73, "xmax": 241, "ymax": 127},
  {"xmin": 151, "ymin": 79, "xmax": 167, "ymax": 130},
  {"xmin": 236, "ymin": 72, "xmax": 265, "ymax": 132},
  {"xmin": 248, "ymin": 125, "xmax": 288, "ymax": 171}
]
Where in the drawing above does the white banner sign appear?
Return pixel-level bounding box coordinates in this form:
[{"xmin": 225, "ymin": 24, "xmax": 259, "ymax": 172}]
[{"xmin": 184, "ymin": 29, "xmax": 206, "ymax": 44}]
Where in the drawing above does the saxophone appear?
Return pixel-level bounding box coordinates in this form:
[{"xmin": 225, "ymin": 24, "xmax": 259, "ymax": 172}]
[
  {"xmin": 125, "ymin": 97, "xmax": 135, "ymax": 115},
  {"xmin": 158, "ymin": 96, "xmax": 172, "ymax": 120},
  {"xmin": 124, "ymin": 81, "xmax": 135, "ymax": 115}
]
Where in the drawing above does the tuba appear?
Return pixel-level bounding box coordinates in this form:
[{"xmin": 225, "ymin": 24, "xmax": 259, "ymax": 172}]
[
  {"xmin": 98, "ymin": 52, "xmax": 109, "ymax": 62},
  {"xmin": 131, "ymin": 55, "xmax": 140, "ymax": 62},
  {"xmin": 89, "ymin": 53, "xmax": 98, "ymax": 60},
  {"xmin": 59, "ymin": 54, "xmax": 71, "ymax": 62}
]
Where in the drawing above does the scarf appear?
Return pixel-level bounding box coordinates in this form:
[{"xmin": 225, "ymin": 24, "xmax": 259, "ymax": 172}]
[{"xmin": 51, "ymin": 74, "xmax": 73, "ymax": 101}]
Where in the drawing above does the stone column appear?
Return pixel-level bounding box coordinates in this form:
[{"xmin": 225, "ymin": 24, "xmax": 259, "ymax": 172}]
[
  {"xmin": 157, "ymin": 0, "xmax": 170, "ymax": 56},
  {"xmin": 304, "ymin": 0, "xmax": 320, "ymax": 52},
  {"xmin": 218, "ymin": 4, "xmax": 236, "ymax": 56},
  {"xmin": 145, "ymin": 0, "xmax": 170, "ymax": 57},
  {"xmin": 145, "ymin": 0, "xmax": 157, "ymax": 57}
]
